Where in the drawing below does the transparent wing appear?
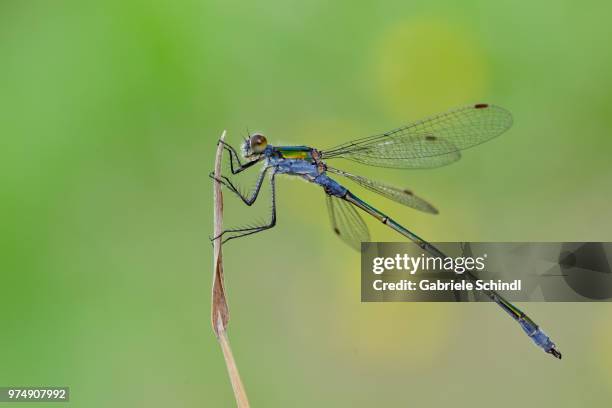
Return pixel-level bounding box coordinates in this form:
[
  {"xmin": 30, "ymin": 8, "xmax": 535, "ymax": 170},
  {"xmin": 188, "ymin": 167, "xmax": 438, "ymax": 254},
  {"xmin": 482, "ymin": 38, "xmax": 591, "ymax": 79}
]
[
  {"xmin": 326, "ymin": 194, "xmax": 370, "ymax": 251},
  {"xmin": 320, "ymin": 104, "xmax": 512, "ymax": 169},
  {"xmin": 327, "ymin": 167, "xmax": 438, "ymax": 214}
]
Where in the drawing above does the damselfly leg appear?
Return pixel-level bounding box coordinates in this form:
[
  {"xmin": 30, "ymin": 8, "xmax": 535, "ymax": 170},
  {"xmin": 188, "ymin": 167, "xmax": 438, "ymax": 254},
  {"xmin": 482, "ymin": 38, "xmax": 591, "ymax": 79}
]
[
  {"xmin": 218, "ymin": 139, "xmax": 260, "ymax": 175},
  {"xmin": 210, "ymin": 167, "xmax": 278, "ymax": 244},
  {"xmin": 209, "ymin": 165, "xmax": 273, "ymax": 206}
]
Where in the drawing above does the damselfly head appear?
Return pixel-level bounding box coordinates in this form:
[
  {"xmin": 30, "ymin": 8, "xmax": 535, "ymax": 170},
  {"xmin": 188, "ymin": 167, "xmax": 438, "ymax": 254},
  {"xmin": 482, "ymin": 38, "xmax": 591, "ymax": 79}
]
[{"xmin": 242, "ymin": 133, "xmax": 268, "ymax": 157}]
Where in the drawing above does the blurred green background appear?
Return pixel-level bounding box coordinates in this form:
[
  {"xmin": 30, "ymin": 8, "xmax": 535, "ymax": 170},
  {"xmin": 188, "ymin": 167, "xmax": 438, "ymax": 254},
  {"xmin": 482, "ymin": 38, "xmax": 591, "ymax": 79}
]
[{"xmin": 2, "ymin": 0, "xmax": 612, "ymax": 407}]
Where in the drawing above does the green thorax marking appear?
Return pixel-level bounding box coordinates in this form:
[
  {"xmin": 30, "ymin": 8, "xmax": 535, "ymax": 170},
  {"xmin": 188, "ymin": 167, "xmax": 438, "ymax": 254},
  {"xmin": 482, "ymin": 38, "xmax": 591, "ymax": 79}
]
[{"xmin": 275, "ymin": 146, "xmax": 315, "ymax": 161}]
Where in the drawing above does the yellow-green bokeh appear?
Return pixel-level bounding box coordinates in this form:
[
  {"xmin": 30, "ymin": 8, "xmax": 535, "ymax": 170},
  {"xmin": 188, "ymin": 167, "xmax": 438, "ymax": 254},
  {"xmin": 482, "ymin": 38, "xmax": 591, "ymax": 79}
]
[{"xmin": 1, "ymin": 1, "xmax": 612, "ymax": 407}]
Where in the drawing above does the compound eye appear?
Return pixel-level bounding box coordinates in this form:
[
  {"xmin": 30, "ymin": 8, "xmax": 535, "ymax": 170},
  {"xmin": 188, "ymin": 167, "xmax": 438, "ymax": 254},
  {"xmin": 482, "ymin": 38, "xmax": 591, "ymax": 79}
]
[{"xmin": 250, "ymin": 133, "xmax": 267, "ymax": 153}]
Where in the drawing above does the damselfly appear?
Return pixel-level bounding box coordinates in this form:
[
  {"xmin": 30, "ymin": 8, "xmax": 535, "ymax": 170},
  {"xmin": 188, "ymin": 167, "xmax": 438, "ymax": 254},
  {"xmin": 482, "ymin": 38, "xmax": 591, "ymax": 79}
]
[{"xmin": 210, "ymin": 103, "xmax": 562, "ymax": 359}]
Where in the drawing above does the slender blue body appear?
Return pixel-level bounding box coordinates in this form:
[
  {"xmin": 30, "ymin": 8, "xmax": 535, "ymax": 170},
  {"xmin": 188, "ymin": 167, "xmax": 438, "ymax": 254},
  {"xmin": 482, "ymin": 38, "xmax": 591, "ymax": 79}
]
[{"xmin": 215, "ymin": 105, "xmax": 560, "ymax": 358}]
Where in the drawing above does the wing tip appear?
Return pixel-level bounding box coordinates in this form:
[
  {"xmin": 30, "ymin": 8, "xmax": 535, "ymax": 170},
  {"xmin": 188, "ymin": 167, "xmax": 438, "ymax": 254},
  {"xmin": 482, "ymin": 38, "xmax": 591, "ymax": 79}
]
[{"xmin": 472, "ymin": 102, "xmax": 514, "ymax": 131}]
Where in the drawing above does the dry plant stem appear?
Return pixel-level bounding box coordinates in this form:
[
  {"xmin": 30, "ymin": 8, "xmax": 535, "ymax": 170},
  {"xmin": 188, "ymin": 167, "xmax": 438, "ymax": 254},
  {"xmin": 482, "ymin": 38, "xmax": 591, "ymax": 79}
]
[
  {"xmin": 212, "ymin": 130, "xmax": 250, "ymax": 408},
  {"xmin": 212, "ymin": 131, "xmax": 230, "ymax": 337}
]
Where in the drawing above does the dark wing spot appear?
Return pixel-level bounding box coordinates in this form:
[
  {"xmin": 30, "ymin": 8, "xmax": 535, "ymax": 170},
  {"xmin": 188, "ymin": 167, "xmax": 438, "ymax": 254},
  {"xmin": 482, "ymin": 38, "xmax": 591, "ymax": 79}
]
[
  {"xmin": 403, "ymin": 189, "xmax": 414, "ymax": 196},
  {"xmin": 333, "ymin": 228, "xmax": 340, "ymax": 235},
  {"xmin": 425, "ymin": 135, "xmax": 437, "ymax": 141},
  {"xmin": 474, "ymin": 103, "xmax": 489, "ymax": 109}
]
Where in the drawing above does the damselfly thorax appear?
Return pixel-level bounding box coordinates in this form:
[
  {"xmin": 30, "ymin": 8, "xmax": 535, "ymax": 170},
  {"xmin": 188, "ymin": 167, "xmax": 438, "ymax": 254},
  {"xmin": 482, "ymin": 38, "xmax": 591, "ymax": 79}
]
[
  {"xmin": 265, "ymin": 146, "xmax": 347, "ymax": 196},
  {"xmin": 265, "ymin": 145, "xmax": 328, "ymax": 179}
]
